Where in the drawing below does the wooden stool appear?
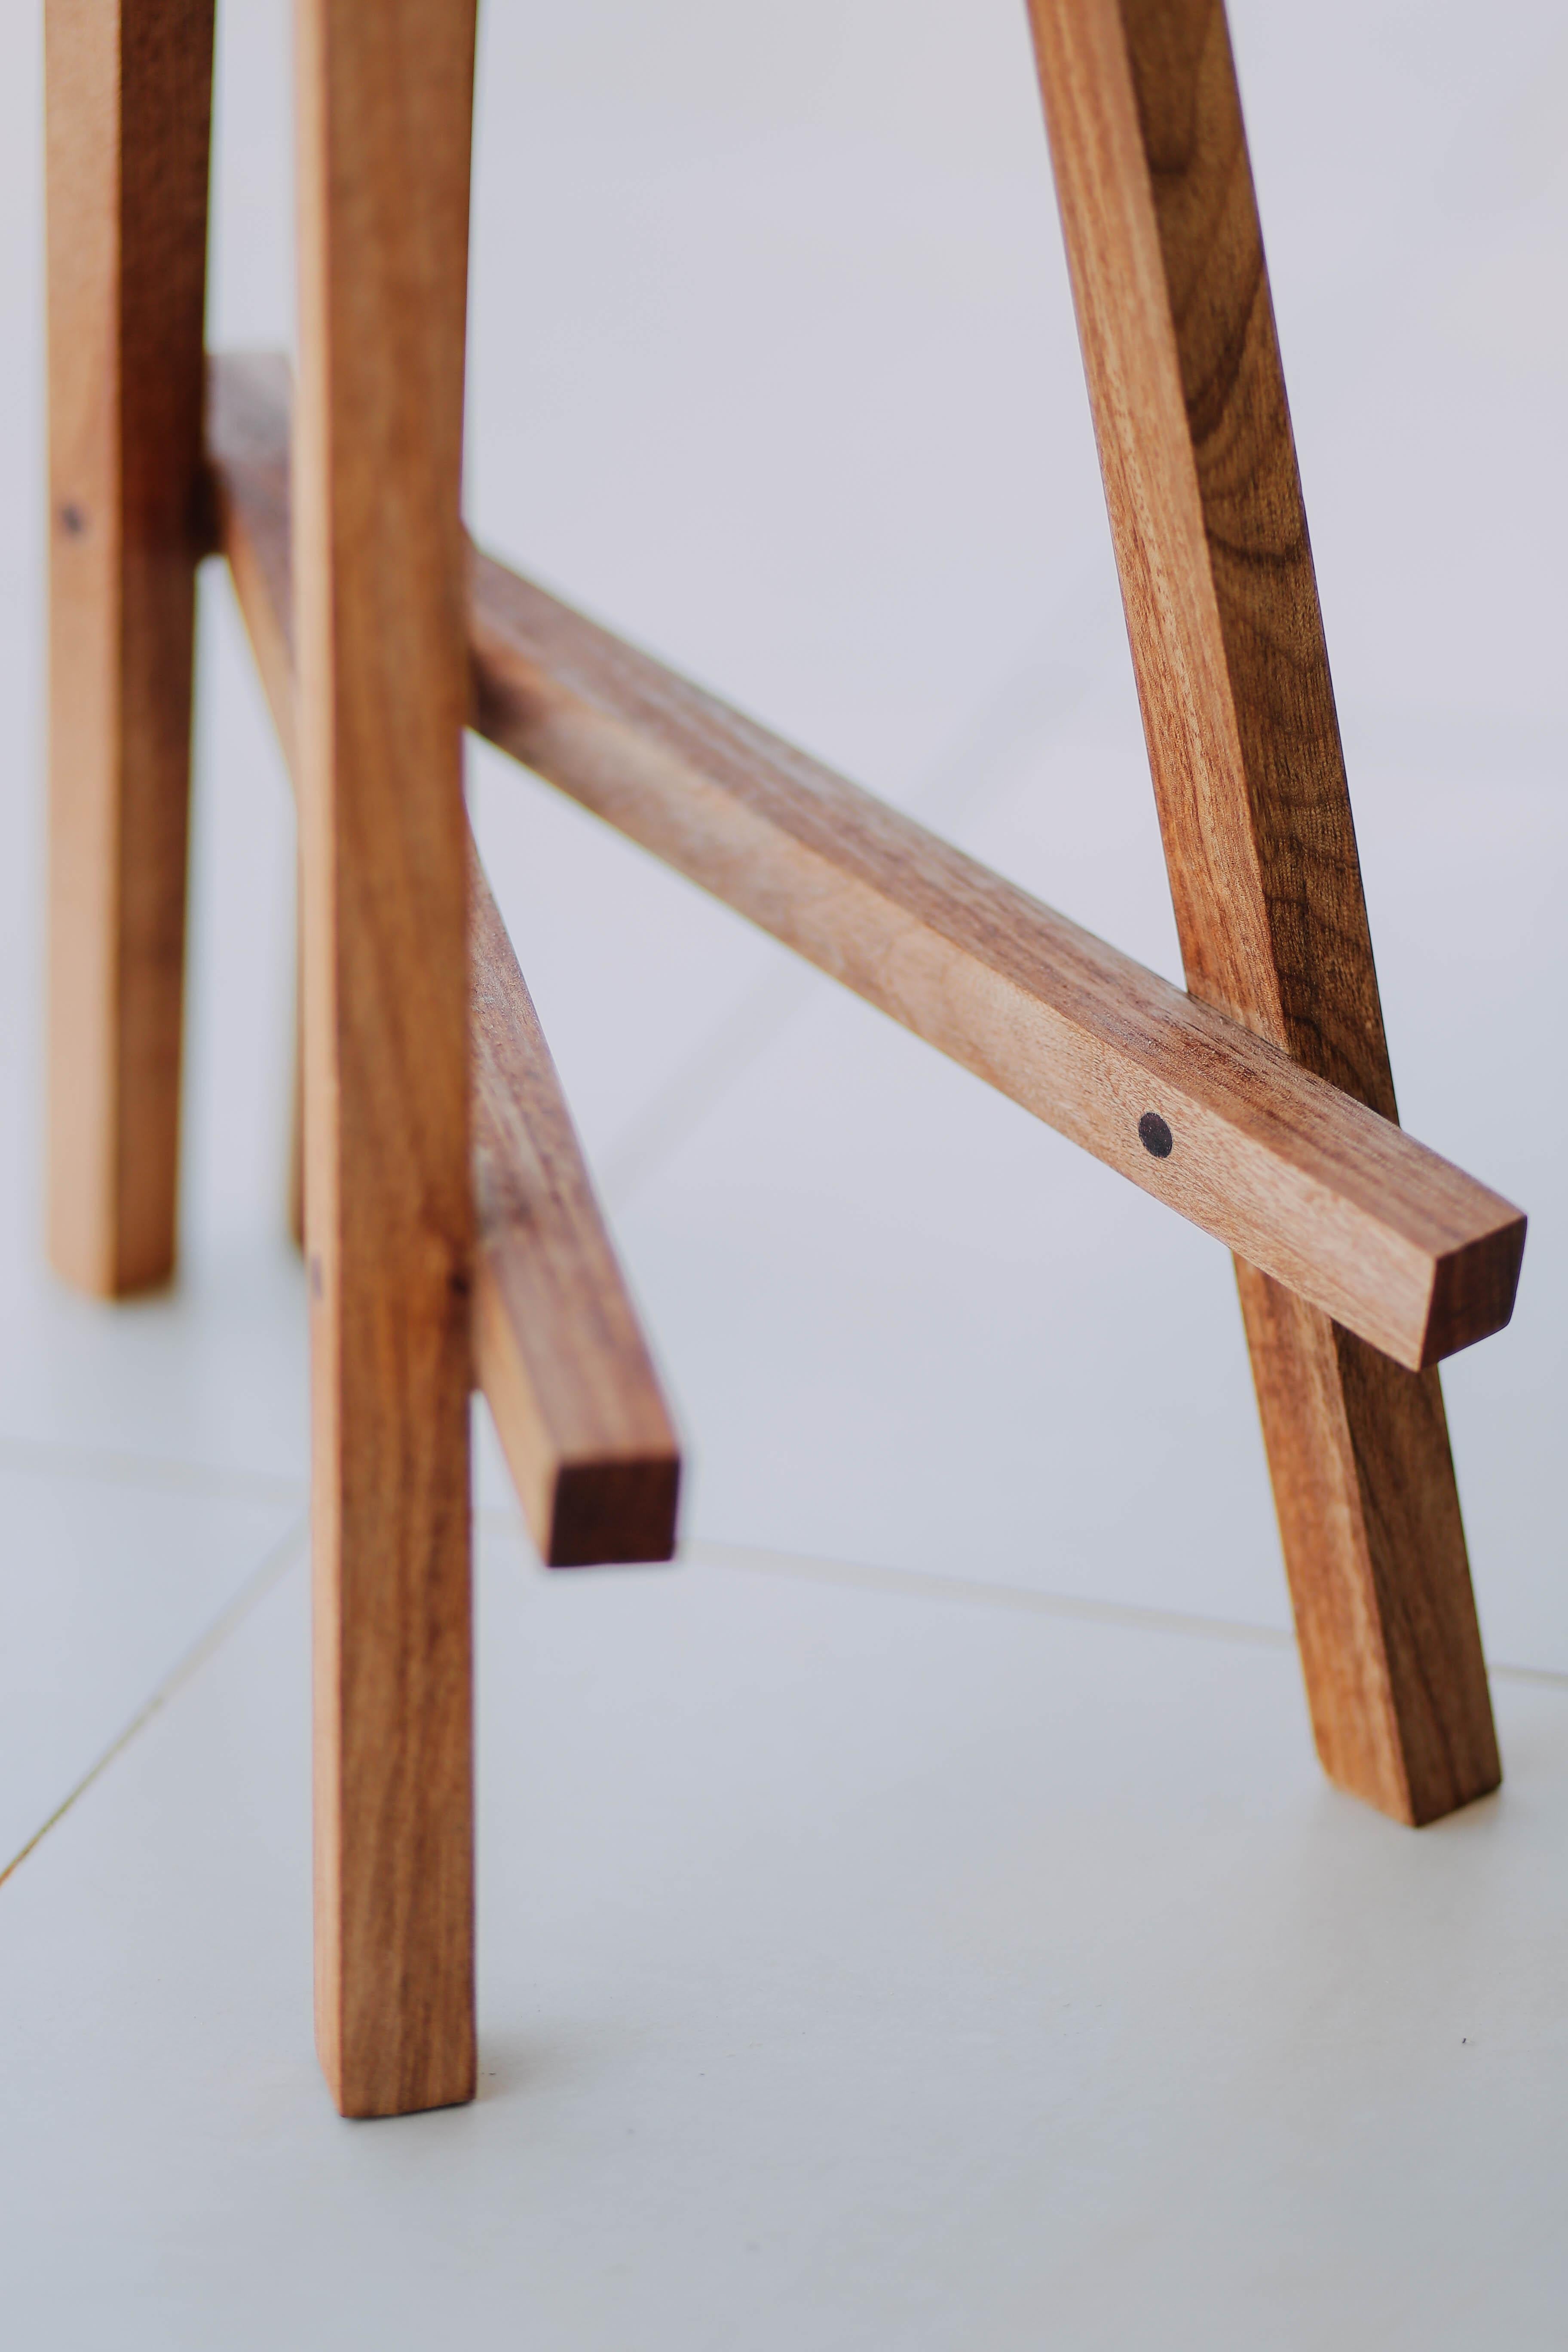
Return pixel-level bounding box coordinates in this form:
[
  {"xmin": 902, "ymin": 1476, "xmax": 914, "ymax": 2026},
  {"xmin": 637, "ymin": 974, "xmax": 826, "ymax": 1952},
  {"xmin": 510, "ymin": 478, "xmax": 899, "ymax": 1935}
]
[{"xmin": 44, "ymin": 0, "xmax": 1526, "ymax": 2119}]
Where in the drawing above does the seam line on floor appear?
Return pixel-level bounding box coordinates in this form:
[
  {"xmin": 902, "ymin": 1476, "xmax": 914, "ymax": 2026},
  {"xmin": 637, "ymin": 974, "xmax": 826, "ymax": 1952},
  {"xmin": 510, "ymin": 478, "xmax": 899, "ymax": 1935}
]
[
  {"xmin": 683, "ymin": 1535, "xmax": 1568, "ymax": 1690},
  {"xmin": 0, "ymin": 1516, "xmax": 309, "ymax": 1894}
]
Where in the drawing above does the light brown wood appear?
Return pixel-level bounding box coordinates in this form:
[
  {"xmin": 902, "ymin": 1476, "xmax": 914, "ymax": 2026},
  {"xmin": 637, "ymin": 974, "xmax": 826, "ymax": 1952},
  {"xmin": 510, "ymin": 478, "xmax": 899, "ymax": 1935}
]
[
  {"xmin": 208, "ymin": 351, "xmax": 682, "ymax": 1571},
  {"xmin": 466, "ymin": 557, "xmax": 1522, "ymax": 1377},
  {"xmin": 46, "ymin": 0, "xmax": 214, "ymax": 1295},
  {"xmin": 1025, "ymin": 0, "xmax": 1501, "ymax": 1821},
  {"xmin": 295, "ymin": 0, "xmax": 478, "ymax": 2116},
  {"xmin": 468, "ymin": 862, "xmax": 682, "ymax": 1566}
]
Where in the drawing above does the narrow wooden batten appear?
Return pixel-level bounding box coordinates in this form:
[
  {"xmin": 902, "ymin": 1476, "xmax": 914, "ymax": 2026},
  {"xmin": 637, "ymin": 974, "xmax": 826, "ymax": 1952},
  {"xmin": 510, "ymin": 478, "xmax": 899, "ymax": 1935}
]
[
  {"xmin": 466, "ymin": 570, "xmax": 1524, "ymax": 1381},
  {"xmin": 207, "ymin": 351, "xmax": 681, "ymax": 1571}
]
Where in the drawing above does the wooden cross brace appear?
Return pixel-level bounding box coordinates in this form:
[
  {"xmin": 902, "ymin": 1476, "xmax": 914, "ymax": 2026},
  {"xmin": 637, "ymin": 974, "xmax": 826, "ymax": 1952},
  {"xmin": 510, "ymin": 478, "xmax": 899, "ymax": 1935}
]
[{"xmin": 44, "ymin": 0, "xmax": 1526, "ymax": 2118}]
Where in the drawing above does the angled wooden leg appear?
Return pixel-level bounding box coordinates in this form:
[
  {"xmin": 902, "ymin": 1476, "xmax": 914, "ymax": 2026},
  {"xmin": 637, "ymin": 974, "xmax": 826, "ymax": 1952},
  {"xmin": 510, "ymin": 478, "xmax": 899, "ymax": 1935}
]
[
  {"xmin": 1026, "ymin": 0, "xmax": 1498, "ymax": 1822},
  {"xmin": 295, "ymin": 0, "xmax": 479, "ymax": 2115},
  {"xmin": 45, "ymin": 0, "xmax": 214, "ymax": 1295}
]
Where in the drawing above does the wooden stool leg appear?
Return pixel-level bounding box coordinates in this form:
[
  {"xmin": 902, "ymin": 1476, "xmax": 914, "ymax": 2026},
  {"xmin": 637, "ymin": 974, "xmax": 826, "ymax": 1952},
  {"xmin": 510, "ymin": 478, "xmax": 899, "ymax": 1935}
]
[
  {"xmin": 45, "ymin": 0, "xmax": 214, "ymax": 1295},
  {"xmin": 1026, "ymin": 0, "xmax": 1498, "ymax": 1822},
  {"xmin": 295, "ymin": 0, "xmax": 479, "ymax": 2116}
]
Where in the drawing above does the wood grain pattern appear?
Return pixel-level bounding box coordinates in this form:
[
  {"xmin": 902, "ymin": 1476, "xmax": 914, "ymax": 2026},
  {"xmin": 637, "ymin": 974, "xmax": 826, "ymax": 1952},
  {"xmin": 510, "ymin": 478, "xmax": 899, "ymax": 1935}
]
[
  {"xmin": 468, "ymin": 862, "xmax": 682, "ymax": 1567},
  {"xmin": 294, "ymin": 0, "xmax": 478, "ymax": 2116},
  {"xmin": 208, "ymin": 352, "xmax": 681, "ymax": 1571},
  {"xmin": 46, "ymin": 0, "xmax": 214, "ymax": 1295},
  {"xmin": 1025, "ymin": 0, "xmax": 1501, "ymax": 1820},
  {"xmin": 466, "ymin": 556, "xmax": 1522, "ymax": 1376}
]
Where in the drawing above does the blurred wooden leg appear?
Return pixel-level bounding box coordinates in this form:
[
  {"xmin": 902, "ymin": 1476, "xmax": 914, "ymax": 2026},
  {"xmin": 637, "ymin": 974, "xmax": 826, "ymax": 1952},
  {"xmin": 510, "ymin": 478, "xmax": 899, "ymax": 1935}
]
[
  {"xmin": 295, "ymin": 0, "xmax": 479, "ymax": 2116},
  {"xmin": 46, "ymin": 0, "xmax": 214, "ymax": 1295}
]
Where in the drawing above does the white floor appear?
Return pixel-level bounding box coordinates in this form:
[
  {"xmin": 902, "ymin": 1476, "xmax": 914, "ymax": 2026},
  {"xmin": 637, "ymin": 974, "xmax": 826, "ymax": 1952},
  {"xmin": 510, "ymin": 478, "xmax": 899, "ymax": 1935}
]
[{"xmin": 3, "ymin": 2, "xmax": 1566, "ymax": 2343}]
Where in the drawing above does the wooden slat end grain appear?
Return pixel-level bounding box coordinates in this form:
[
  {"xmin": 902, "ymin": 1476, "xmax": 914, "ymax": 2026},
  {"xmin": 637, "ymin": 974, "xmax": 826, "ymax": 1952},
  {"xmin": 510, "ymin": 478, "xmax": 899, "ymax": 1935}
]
[{"xmin": 1421, "ymin": 1211, "xmax": 1528, "ymax": 1372}]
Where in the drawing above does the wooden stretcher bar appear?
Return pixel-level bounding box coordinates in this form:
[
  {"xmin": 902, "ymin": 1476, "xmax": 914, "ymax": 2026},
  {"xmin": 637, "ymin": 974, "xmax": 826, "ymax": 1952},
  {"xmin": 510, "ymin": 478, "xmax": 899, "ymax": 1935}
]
[{"xmin": 466, "ymin": 557, "xmax": 1522, "ymax": 1379}]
